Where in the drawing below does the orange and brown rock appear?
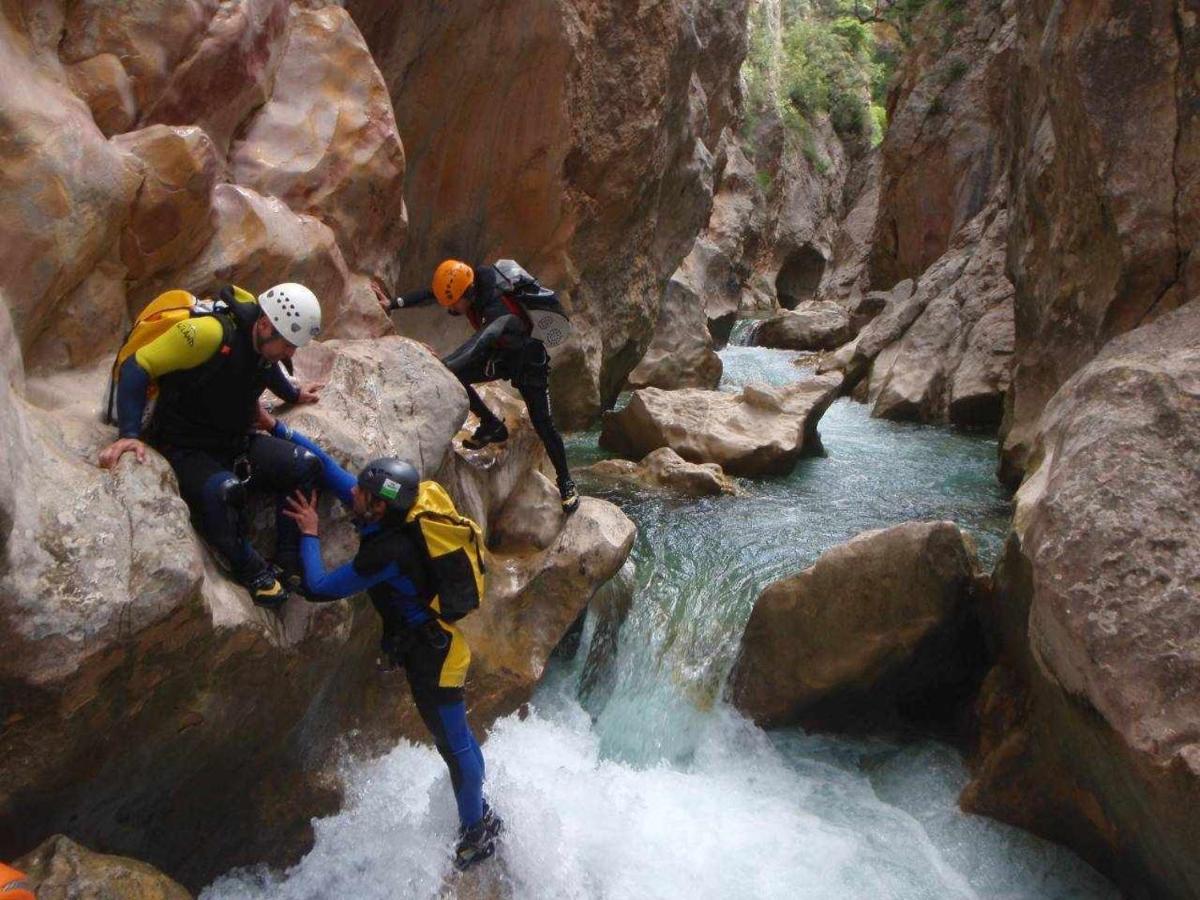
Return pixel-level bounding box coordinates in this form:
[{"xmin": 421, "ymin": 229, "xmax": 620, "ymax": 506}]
[
  {"xmin": 230, "ymin": 6, "xmax": 407, "ymax": 285},
  {"xmin": 16, "ymin": 835, "xmax": 192, "ymax": 900}
]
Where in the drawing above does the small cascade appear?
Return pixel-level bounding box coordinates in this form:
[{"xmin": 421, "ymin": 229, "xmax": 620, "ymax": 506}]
[{"xmin": 726, "ymin": 317, "xmax": 761, "ymax": 346}]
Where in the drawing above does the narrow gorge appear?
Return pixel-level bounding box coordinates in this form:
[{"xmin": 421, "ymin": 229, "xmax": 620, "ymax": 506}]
[{"xmin": 0, "ymin": 1, "xmax": 1196, "ymax": 898}]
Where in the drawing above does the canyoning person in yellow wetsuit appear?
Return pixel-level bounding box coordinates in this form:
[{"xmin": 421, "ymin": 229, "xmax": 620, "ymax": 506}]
[
  {"xmin": 264, "ymin": 406, "xmax": 502, "ymax": 870},
  {"xmin": 375, "ymin": 259, "xmax": 580, "ymax": 513},
  {"xmin": 98, "ymin": 284, "xmax": 325, "ymax": 607}
]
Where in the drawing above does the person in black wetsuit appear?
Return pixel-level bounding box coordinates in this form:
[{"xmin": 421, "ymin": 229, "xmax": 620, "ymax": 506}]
[
  {"xmin": 374, "ymin": 260, "xmax": 579, "ymax": 513},
  {"xmin": 268, "ymin": 410, "xmax": 502, "ymax": 870},
  {"xmin": 98, "ymin": 283, "xmax": 325, "ymax": 607}
]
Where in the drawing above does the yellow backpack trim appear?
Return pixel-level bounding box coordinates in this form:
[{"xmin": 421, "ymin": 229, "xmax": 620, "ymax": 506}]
[{"xmin": 406, "ymin": 481, "xmax": 487, "ymax": 621}]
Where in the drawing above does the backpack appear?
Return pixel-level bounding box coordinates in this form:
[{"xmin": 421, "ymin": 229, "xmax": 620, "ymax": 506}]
[
  {"xmin": 406, "ymin": 481, "xmax": 487, "ymax": 621},
  {"xmin": 492, "ymin": 259, "xmax": 573, "ymax": 350},
  {"xmin": 103, "ymin": 285, "xmax": 259, "ymax": 426}
]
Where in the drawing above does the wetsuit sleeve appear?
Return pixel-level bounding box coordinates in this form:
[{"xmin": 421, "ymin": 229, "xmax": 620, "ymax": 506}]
[
  {"xmin": 265, "ymin": 363, "xmax": 300, "ymax": 403},
  {"xmin": 300, "ymin": 535, "xmax": 403, "ymax": 599},
  {"xmin": 116, "ymin": 317, "xmax": 225, "ymax": 438},
  {"xmin": 270, "ymin": 422, "xmax": 357, "ymax": 505},
  {"xmin": 393, "ymin": 289, "xmax": 436, "ymax": 310}
]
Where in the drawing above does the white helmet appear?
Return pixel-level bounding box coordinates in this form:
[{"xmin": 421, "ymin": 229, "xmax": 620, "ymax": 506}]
[{"xmin": 257, "ymin": 282, "xmax": 322, "ymax": 347}]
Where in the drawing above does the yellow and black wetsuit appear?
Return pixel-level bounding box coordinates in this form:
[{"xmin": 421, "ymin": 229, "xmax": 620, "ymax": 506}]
[{"xmin": 115, "ymin": 290, "xmax": 319, "ymax": 584}]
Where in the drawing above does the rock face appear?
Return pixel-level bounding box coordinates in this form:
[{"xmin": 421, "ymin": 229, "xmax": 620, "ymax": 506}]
[
  {"xmin": 864, "ymin": 199, "xmax": 1015, "ymax": 426},
  {"xmin": 963, "ymin": 301, "xmax": 1200, "ymax": 898},
  {"xmin": 752, "ymin": 300, "xmax": 853, "ymax": 351},
  {"xmin": 1000, "ymin": 0, "xmax": 1200, "ymax": 485},
  {"xmin": 729, "ymin": 521, "xmax": 982, "ymax": 730},
  {"xmin": 581, "ymin": 447, "xmax": 737, "ymax": 497},
  {"xmin": 348, "ymin": 0, "xmax": 750, "ymax": 426},
  {"xmin": 627, "ymin": 263, "xmax": 723, "ymax": 391},
  {"xmin": 869, "ymin": 0, "xmax": 1016, "ymax": 288},
  {"xmin": 16, "ymin": 835, "xmax": 191, "ymax": 900},
  {"xmin": 598, "ymin": 375, "xmax": 842, "ymax": 477}
]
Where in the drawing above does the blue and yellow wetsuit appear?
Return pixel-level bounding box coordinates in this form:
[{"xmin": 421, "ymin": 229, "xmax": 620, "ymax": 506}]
[
  {"xmin": 272, "ymin": 422, "xmax": 486, "ymax": 831},
  {"xmin": 116, "ymin": 290, "xmax": 318, "ymax": 585}
]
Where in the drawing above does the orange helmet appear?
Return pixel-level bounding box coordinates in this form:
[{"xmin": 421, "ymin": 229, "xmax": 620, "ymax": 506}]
[
  {"xmin": 0, "ymin": 862, "xmax": 34, "ymax": 900},
  {"xmin": 432, "ymin": 260, "xmax": 474, "ymax": 308}
]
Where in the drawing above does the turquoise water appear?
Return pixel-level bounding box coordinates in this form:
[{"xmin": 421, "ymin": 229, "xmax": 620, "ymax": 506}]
[{"xmin": 204, "ymin": 343, "xmax": 1114, "ymax": 900}]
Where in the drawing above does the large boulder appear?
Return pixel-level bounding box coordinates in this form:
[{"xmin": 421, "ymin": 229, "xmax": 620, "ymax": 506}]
[
  {"xmin": 729, "ymin": 521, "xmax": 982, "ymax": 730},
  {"xmin": 347, "ymin": 0, "xmax": 750, "ymax": 426},
  {"xmin": 229, "ymin": 6, "xmax": 406, "ymax": 285},
  {"xmin": 581, "ymin": 447, "xmax": 737, "ymax": 497},
  {"xmin": 963, "ymin": 300, "xmax": 1200, "ymax": 899},
  {"xmin": 752, "ymin": 300, "xmax": 853, "ymax": 351},
  {"xmin": 866, "ymin": 200, "xmax": 1014, "ymax": 426},
  {"xmin": 598, "ymin": 375, "xmax": 842, "ymax": 477},
  {"xmin": 627, "ymin": 262, "xmax": 723, "ymax": 391},
  {"xmin": 1001, "ymin": 0, "xmax": 1200, "ymax": 485},
  {"xmin": 15, "ymin": 835, "xmax": 191, "ymax": 900}
]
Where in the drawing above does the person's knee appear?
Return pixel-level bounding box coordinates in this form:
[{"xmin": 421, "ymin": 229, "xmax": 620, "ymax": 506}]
[
  {"xmin": 204, "ymin": 473, "xmax": 246, "ymax": 511},
  {"xmin": 293, "ymin": 447, "xmax": 321, "ymax": 488}
]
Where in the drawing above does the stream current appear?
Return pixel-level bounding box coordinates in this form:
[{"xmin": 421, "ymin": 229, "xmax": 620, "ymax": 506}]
[{"xmin": 204, "ymin": 337, "xmax": 1116, "ymax": 899}]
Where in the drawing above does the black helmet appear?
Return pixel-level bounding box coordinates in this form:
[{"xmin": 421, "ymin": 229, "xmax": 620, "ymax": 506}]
[{"xmin": 358, "ymin": 458, "xmax": 419, "ymax": 513}]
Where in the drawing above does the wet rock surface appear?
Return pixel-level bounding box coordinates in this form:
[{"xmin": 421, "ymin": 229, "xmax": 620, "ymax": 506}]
[
  {"xmin": 581, "ymin": 447, "xmax": 737, "ymax": 497},
  {"xmin": 15, "ymin": 835, "xmax": 192, "ymax": 900},
  {"xmin": 599, "ymin": 375, "xmax": 842, "ymax": 478},
  {"xmin": 964, "ymin": 300, "xmax": 1200, "ymax": 898},
  {"xmin": 752, "ymin": 300, "xmax": 853, "ymax": 352}
]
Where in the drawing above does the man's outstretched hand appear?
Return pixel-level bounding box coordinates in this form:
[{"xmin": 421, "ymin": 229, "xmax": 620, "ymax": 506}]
[
  {"xmin": 296, "ymin": 381, "xmax": 324, "ymax": 404},
  {"xmin": 98, "ymin": 438, "xmax": 148, "ymax": 470},
  {"xmin": 282, "ymin": 488, "xmax": 320, "ymax": 537},
  {"xmin": 371, "ymin": 282, "xmax": 394, "ymax": 314}
]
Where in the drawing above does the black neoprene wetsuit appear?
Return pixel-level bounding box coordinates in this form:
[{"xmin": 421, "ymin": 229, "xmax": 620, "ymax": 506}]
[{"xmin": 399, "ymin": 265, "xmax": 572, "ymax": 486}]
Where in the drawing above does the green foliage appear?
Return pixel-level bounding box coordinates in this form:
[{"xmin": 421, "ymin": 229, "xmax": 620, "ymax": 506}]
[
  {"xmin": 943, "ymin": 57, "xmax": 969, "ymax": 84},
  {"xmin": 869, "ymin": 103, "xmax": 888, "ymax": 146}
]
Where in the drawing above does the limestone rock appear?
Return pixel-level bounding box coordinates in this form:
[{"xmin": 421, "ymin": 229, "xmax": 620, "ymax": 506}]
[
  {"xmin": 138, "ymin": 183, "xmax": 390, "ymax": 340},
  {"xmin": 847, "ymin": 289, "xmax": 889, "ymax": 334},
  {"xmin": 1002, "ymin": 0, "xmax": 1199, "ymax": 485},
  {"xmin": 867, "ymin": 200, "xmax": 1014, "ymax": 426},
  {"xmin": 65, "ymin": 53, "xmax": 137, "ymax": 136},
  {"xmin": 818, "ymin": 150, "xmax": 880, "ymax": 305},
  {"xmin": 730, "ymin": 521, "xmax": 981, "ymax": 729},
  {"xmin": 142, "ymin": 0, "xmax": 292, "ymax": 155},
  {"xmin": 869, "ymin": 0, "xmax": 1016, "ymax": 286},
  {"xmin": 113, "ymin": 125, "xmax": 220, "ymax": 284},
  {"xmin": 230, "ymin": 6, "xmax": 406, "ymax": 284},
  {"xmin": 16, "ymin": 835, "xmax": 191, "ymax": 900},
  {"xmin": 582, "ymin": 447, "xmax": 736, "ymax": 497},
  {"xmin": 599, "ymin": 375, "xmax": 842, "ymax": 477},
  {"xmin": 0, "ymin": 14, "xmax": 141, "ymax": 357},
  {"xmin": 753, "ymin": 301, "xmax": 852, "ymax": 351},
  {"xmin": 627, "ymin": 264, "xmax": 723, "ymax": 391},
  {"xmin": 964, "ymin": 300, "xmax": 1200, "ymax": 898},
  {"xmin": 459, "ymin": 499, "xmax": 636, "ymax": 723}
]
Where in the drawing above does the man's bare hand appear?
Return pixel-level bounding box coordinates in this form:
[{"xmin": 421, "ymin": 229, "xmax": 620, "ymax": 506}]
[
  {"xmin": 99, "ymin": 438, "xmax": 147, "ymax": 470},
  {"xmin": 371, "ymin": 282, "xmax": 394, "ymax": 314},
  {"xmin": 255, "ymin": 402, "xmax": 277, "ymax": 433},
  {"xmin": 282, "ymin": 488, "xmax": 320, "ymax": 537},
  {"xmin": 296, "ymin": 381, "xmax": 324, "ymax": 404}
]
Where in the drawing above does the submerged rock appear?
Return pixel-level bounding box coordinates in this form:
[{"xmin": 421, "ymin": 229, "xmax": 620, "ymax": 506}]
[
  {"xmin": 963, "ymin": 300, "xmax": 1200, "ymax": 898},
  {"xmin": 599, "ymin": 375, "xmax": 842, "ymax": 477},
  {"xmin": 582, "ymin": 447, "xmax": 736, "ymax": 497},
  {"xmin": 16, "ymin": 835, "xmax": 191, "ymax": 900},
  {"xmin": 729, "ymin": 521, "xmax": 982, "ymax": 730}
]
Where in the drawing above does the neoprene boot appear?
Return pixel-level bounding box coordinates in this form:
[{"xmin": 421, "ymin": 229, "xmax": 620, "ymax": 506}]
[{"xmin": 463, "ymin": 418, "xmax": 509, "ymax": 450}]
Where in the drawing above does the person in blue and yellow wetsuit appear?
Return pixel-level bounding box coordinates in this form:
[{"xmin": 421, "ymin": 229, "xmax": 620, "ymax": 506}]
[
  {"xmin": 264, "ymin": 408, "xmax": 502, "ymax": 870},
  {"xmin": 98, "ymin": 283, "xmax": 325, "ymax": 607}
]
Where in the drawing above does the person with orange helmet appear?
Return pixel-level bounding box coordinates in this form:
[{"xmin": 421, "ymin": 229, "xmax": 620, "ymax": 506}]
[{"xmin": 377, "ymin": 260, "xmax": 580, "ymax": 513}]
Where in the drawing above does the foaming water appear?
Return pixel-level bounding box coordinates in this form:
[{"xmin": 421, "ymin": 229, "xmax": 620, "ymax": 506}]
[{"xmin": 204, "ymin": 344, "xmax": 1115, "ymax": 899}]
